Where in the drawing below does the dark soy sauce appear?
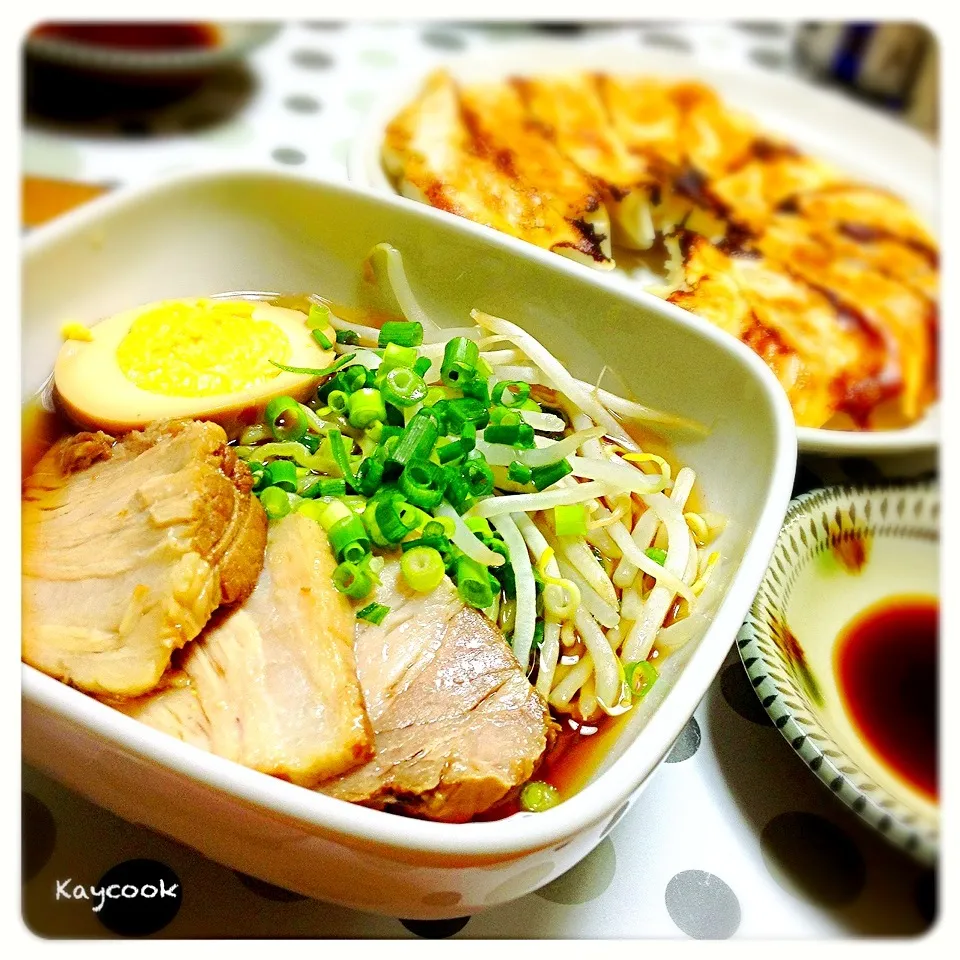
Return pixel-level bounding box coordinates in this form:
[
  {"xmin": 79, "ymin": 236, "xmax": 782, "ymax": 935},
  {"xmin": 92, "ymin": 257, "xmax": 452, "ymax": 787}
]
[{"xmin": 834, "ymin": 594, "xmax": 938, "ymax": 801}]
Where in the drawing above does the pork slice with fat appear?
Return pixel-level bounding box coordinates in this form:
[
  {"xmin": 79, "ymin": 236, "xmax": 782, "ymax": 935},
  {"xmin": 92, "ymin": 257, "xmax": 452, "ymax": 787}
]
[
  {"xmin": 115, "ymin": 513, "xmax": 374, "ymax": 786},
  {"xmin": 22, "ymin": 419, "xmax": 267, "ymax": 696},
  {"xmin": 320, "ymin": 563, "xmax": 558, "ymax": 821}
]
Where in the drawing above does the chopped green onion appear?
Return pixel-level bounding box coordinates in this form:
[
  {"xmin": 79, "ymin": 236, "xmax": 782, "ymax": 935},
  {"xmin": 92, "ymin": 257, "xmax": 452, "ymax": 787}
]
[
  {"xmin": 263, "ymin": 458, "xmax": 298, "ymax": 492},
  {"xmin": 645, "ymin": 547, "xmax": 668, "ymax": 566},
  {"xmin": 327, "ymin": 389, "xmax": 349, "ymax": 414},
  {"xmin": 336, "ymin": 329, "xmax": 360, "ymax": 346},
  {"xmin": 333, "ymin": 560, "xmax": 372, "ymax": 599},
  {"xmin": 347, "ymin": 388, "xmax": 387, "ymax": 429},
  {"xmin": 385, "ymin": 408, "xmax": 440, "ymax": 479},
  {"xmin": 311, "ymin": 328, "xmax": 333, "ymax": 349},
  {"xmin": 382, "ymin": 367, "xmax": 428, "ymax": 408},
  {"xmin": 491, "ymin": 381, "xmax": 531, "ymax": 408},
  {"xmin": 461, "ymin": 377, "xmax": 490, "ymax": 405},
  {"xmin": 378, "ymin": 320, "xmax": 423, "ymax": 348},
  {"xmin": 379, "ymin": 342, "xmax": 418, "ymax": 375},
  {"xmin": 248, "ymin": 461, "xmax": 267, "ymax": 492},
  {"xmin": 399, "ymin": 459, "xmax": 447, "ymax": 510},
  {"xmin": 443, "ymin": 465, "xmax": 476, "ymax": 514},
  {"xmin": 520, "ymin": 781, "xmax": 560, "ymax": 813},
  {"xmin": 318, "ymin": 499, "xmax": 352, "ymax": 531},
  {"xmin": 355, "ymin": 457, "xmax": 385, "ymax": 496},
  {"xmin": 374, "ymin": 495, "xmax": 420, "ymax": 543},
  {"xmin": 271, "ymin": 353, "xmax": 356, "ymax": 378},
  {"xmin": 507, "ymin": 461, "xmax": 533, "ymax": 485},
  {"xmin": 308, "ymin": 302, "xmax": 332, "ymax": 328},
  {"xmin": 436, "ymin": 439, "xmax": 467, "ymax": 464},
  {"xmin": 400, "ymin": 545, "xmax": 446, "ymax": 593},
  {"xmin": 440, "ymin": 337, "xmax": 480, "ymax": 387},
  {"xmin": 434, "ymin": 397, "xmax": 490, "ymax": 433},
  {"xmin": 301, "ymin": 476, "xmax": 347, "ymax": 499},
  {"xmin": 301, "ymin": 432, "xmax": 321, "ymax": 454},
  {"xmin": 554, "ymin": 503, "xmax": 588, "ymax": 537},
  {"xmin": 259, "ymin": 485, "xmax": 291, "ymax": 520},
  {"xmin": 461, "ymin": 453, "xmax": 494, "ymax": 499},
  {"xmin": 465, "ymin": 516, "xmax": 493, "ymax": 538},
  {"xmin": 356, "ymin": 602, "xmax": 390, "ymax": 625},
  {"xmin": 519, "ymin": 398, "xmax": 543, "ymax": 413},
  {"xmin": 327, "ymin": 429, "xmax": 356, "ymax": 489},
  {"xmin": 264, "ymin": 396, "xmax": 308, "ymax": 443},
  {"xmin": 423, "ymin": 386, "xmax": 448, "ymax": 407},
  {"xmin": 423, "ymin": 519, "xmax": 451, "ymax": 540},
  {"xmin": 413, "ymin": 356, "xmax": 432, "ymax": 379},
  {"xmin": 296, "ymin": 498, "xmax": 327, "ymax": 523},
  {"xmin": 455, "ymin": 555, "xmax": 494, "ymax": 609},
  {"xmin": 476, "ymin": 356, "xmax": 494, "ymax": 381},
  {"xmin": 530, "ymin": 458, "xmax": 573, "ymax": 491},
  {"xmin": 532, "ymin": 619, "xmax": 545, "ymax": 651},
  {"xmin": 489, "ymin": 406, "xmax": 523, "ymax": 426},
  {"xmin": 483, "ymin": 423, "xmax": 535, "ymax": 448},
  {"xmin": 340, "ymin": 365, "xmax": 368, "ymax": 394},
  {"xmin": 328, "ymin": 514, "xmax": 372, "ymax": 564},
  {"xmin": 624, "ymin": 660, "xmax": 659, "ymax": 700}
]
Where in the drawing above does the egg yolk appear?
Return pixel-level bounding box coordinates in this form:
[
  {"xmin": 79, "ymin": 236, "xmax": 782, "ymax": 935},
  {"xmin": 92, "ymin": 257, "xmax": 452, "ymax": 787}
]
[{"xmin": 115, "ymin": 300, "xmax": 292, "ymax": 397}]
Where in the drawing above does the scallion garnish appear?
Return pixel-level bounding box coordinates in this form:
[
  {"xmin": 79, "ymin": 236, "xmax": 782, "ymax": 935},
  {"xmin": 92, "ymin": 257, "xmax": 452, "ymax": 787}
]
[
  {"xmin": 440, "ymin": 336, "xmax": 480, "ymax": 386},
  {"xmin": 333, "ymin": 559, "xmax": 372, "ymax": 599},
  {"xmin": 461, "ymin": 453, "xmax": 495, "ymax": 499},
  {"xmin": 356, "ymin": 602, "xmax": 390, "ymax": 625},
  {"xmin": 263, "ymin": 458, "xmax": 298, "ymax": 492},
  {"xmin": 385, "ymin": 408, "xmax": 440, "ymax": 479},
  {"xmin": 301, "ymin": 476, "xmax": 347, "ymax": 499},
  {"xmin": 311, "ymin": 328, "xmax": 333, "ymax": 349},
  {"xmin": 519, "ymin": 781, "xmax": 560, "ymax": 813},
  {"xmin": 382, "ymin": 367, "xmax": 428, "ymax": 408},
  {"xmin": 455, "ymin": 555, "xmax": 495, "ymax": 609},
  {"xmin": 327, "ymin": 429, "xmax": 356, "ymax": 490},
  {"xmin": 399, "ymin": 459, "xmax": 447, "ymax": 510},
  {"xmin": 530, "ymin": 458, "xmax": 573, "ymax": 491},
  {"xmin": 336, "ymin": 329, "xmax": 361, "ymax": 346},
  {"xmin": 645, "ymin": 546, "xmax": 668, "ymax": 566},
  {"xmin": 347, "ymin": 388, "xmax": 387, "ymax": 429},
  {"xmin": 379, "ymin": 341, "xmax": 418, "ymax": 375},
  {"xmin": 624, "ymin": 660, "xmax": 659, "ymax": 700},
  {"xmin": 400, "ymin": 545, "xmax": 446, "ymax": 593},
  {"xmin": 483, "ymin": 422, "xmax": 535, "ymax": 448},
  {"xmin": 507, "ymin": 460, "xmax": 533, "ymax": 485},
  {"xmin": 264, "ymin": 395, "xmax": 309, "ymax": 443},
  {"xmin": 553, "ymin": 503, "xmax": 587, "ymax": 537},
  {"xmin": 378, "ymin": 320, "xmax": 423, "ymax": 348},
  {"xmin": 270, "ymin": 353, "xmax": 356, "ymax": 378},
  {"xmin": 327, "ymin": 515, "xmax": 372, "ymax": 565},
  {"xmin": 491, "ymin": 380, "xmax": 531, "ymax": 408},
  {"xmin": 259, "ymin": 485, "xmax": 291, "ymax": 520}
]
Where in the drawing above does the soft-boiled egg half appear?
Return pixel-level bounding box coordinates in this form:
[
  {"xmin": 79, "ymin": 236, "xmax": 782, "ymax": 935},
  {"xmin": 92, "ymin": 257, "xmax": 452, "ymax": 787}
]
[{"xmin": 54, "ymin": 298, "xmax": 335, "ymax": 434}]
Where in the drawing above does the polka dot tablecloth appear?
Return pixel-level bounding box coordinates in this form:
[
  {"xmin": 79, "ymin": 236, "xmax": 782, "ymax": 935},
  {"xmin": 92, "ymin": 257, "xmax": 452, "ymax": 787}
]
[{"xmin": 21, "ymin": 20, "xmax": 938, "ymax": 940}]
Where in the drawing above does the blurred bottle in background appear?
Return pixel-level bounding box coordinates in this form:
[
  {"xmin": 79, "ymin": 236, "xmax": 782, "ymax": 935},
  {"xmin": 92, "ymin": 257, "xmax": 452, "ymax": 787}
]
[{"xmin": 796, "ymin": 22, "xmax": 938, "ymax": 137}]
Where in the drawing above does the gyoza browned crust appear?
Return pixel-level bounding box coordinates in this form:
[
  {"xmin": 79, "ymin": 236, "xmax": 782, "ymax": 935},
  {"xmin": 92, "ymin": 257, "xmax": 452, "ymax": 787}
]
[
  {"xmin": 383, "ymin": 70, "xmax": 613, "ymax": 268},
  {"xmin": 382, "ymin": 69, "xmax": 939, "ymax": 429}
]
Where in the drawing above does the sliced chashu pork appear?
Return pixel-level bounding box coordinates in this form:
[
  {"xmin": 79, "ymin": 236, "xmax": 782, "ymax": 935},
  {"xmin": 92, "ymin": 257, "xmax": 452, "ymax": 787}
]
[
  {"xmin": 320, "ymin": 562, "xmax": 558, "ymax": 822},
  {"xmin": 22, "ymin": 419, "xmax": 267, "ymax": 697},
  {"xmin": 115, "ymin": 513, "xmax": 374, "ymax": 785}
]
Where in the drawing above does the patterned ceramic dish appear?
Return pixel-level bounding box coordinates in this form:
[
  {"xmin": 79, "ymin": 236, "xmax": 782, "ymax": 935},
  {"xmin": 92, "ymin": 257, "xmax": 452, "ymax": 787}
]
[{"xmin": 738, "ymin": 483, "xmax": 939, "ymax": 864}]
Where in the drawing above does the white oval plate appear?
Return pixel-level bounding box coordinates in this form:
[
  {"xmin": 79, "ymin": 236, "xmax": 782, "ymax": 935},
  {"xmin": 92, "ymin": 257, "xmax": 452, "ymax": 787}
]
[{"xmin": 347, "ymin": 41, "xmax": 940, "ymax": 458}]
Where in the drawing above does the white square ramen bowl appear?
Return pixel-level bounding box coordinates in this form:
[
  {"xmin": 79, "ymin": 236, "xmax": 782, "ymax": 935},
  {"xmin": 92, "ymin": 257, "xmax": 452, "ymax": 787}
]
[{"xmin": 21, "ymin": 169, "xmax": 797, "ymax": 919}]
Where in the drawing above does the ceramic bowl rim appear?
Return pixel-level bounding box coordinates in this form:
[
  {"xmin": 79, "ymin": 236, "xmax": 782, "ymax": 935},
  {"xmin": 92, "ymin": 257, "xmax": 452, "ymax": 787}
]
[
  {"xmin": 21, "ymin": 165, "xmax": 798, "ymax": 860},
  {"xmin": 737, "ymin": 480, "xmax": 939, "ymax": 865}
]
